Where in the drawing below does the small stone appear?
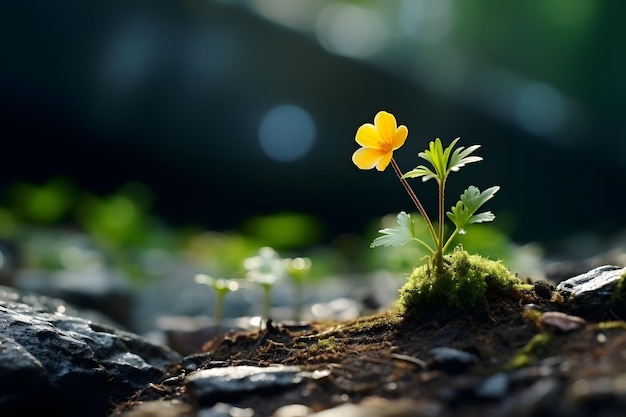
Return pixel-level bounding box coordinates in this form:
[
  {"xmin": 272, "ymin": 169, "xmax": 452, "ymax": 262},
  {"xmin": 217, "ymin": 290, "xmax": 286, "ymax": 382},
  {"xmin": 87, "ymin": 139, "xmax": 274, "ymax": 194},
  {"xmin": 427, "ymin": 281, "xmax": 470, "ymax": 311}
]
[
  {"xmin": 567, "ymin": 374, "xmax": 626, "ymax": 403},
  {"xmin": 114, "ymin": 400, "xmax": 192, "ymax": 417},
  {"xmin": 186, "ymin": 365, "xmax": 330, "ymax": 405},
  {"xmin": 499, "ymin": 377, "xmax": 562, "ymax": 416},
  {"xmin": 533, "ymin": 280, "xmax": 554, "ymax": 299},
  {"xmin": 271, "ymin": 403, "xmax": 313, "ymax": 417},
  {"xmin": 475, "ymin": 372, "xmax": 509, "ymax": 399},
  {"xmin": 539, "ymin": 311, "xmax": 586, "ymax": 333},
  {"xmin": 552, "ymin": 265, "xmax": 626, "ymax": 316},
  {"xmin": 429, "ymin": 347, "xmax": 478, "ymax": 373},
  {"xmin": 306, "ymin": 397, "xmax": 429, "ymax": 417}
]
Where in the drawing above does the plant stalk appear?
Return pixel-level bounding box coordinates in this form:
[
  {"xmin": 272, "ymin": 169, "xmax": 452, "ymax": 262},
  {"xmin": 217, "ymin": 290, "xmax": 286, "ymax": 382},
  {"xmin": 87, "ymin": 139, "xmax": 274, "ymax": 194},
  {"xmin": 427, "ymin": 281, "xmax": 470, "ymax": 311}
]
[
  {"xmin": 436, "ymin": 179, "xmax": 446, "ymax": 275},
  {"xmin": 390, "ymin": 158, "xmax": 438, "ymax": 247}
]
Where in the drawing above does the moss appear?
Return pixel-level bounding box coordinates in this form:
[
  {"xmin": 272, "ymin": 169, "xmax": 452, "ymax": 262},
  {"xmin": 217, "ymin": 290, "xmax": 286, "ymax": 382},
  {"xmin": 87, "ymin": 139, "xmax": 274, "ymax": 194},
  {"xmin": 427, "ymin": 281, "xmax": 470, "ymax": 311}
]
[
  {"xmin": 596, "ymin": 320, "xmax": 626, "ymax": 331},
  {"xmin": 312, "ymin": 337, "xmax": 336, "ymax": 351},
  {"xmin": 504, "ymin": 332, "xmax": 552, "ymax": 370},
  {"xmin": 398, "ymin": 246, "xmax": 531, "ymax": 320}
]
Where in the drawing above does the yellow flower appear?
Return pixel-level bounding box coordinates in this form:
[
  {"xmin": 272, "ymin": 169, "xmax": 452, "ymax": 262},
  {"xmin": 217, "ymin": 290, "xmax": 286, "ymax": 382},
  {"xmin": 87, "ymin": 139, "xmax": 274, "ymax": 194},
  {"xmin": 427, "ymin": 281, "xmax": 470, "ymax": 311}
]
[{"xmin": 352, "ymin": 111, "xmax": 408, "ymax": 171}]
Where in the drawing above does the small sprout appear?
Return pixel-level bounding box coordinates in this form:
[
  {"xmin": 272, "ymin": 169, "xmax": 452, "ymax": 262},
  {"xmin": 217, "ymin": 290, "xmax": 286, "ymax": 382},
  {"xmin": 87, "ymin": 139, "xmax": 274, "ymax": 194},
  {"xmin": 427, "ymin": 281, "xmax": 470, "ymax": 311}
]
[
  {"xmin": 284, "ymin": 256, "xmax": 312, "ymax": 321},
  {"xmin": 194, "ymin": 273, "xmax": 240, "ymax": 331},
  {"xmin": 243, "ymin": 246, "xmax": 287, "ymax": 327}
]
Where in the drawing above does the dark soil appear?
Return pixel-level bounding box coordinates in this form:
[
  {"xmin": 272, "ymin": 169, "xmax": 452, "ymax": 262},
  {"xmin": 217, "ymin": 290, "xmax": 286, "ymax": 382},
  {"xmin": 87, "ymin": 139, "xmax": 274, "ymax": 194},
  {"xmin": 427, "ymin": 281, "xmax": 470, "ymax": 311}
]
[{"xmin": 115, "ymin": 286, "xmax": 626, "ymax": 416}]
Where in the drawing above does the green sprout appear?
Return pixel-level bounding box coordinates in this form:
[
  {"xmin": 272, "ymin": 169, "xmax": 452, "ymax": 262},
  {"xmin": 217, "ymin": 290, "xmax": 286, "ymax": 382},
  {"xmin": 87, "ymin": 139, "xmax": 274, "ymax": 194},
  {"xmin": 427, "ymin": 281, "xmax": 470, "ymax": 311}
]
[
  {"xmin": 194, "ymin": 273, "xmax": 240, "ymax": 331},
  {"xmin": 284, "ymin": 256, "xmax": 312, "ymax": 322},
  {"xmin": 243, "ymin": 246, "xmax": 287, "ymax": 327},
  {"xmin": 352, "ymin": 111, "xmax": 499, "ymax": 278}
]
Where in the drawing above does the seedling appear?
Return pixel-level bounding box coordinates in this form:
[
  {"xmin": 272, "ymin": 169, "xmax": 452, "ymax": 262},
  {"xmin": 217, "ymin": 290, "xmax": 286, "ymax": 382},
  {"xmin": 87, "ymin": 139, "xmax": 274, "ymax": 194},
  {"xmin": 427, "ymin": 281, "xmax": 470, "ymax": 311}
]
[
  {"xmin": 352, "ymin": 110, "xmax": 499, "ymax": 278},
  {"xmin": 194, "ymin": 273, "xmax": 240, "ymax": 331},
  {"xmin": 284, "ymin": 256, "xmax": 312, "ymax": 321},
  {"xmin": 243, "ymin": 246, "xmax": 287, "ymax": 327}
]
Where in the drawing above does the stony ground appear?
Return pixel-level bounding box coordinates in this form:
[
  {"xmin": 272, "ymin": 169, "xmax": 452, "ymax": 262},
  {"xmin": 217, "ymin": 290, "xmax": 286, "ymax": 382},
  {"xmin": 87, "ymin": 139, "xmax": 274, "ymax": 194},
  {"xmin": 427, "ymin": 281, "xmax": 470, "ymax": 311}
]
[{"xmin": 113, "ymin": 282, "xmax": 626, "ymax": 417}]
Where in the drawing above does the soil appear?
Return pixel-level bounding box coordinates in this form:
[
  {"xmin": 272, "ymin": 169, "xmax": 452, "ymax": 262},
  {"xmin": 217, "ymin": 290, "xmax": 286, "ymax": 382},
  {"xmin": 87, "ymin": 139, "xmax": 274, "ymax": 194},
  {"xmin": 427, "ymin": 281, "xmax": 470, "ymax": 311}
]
[{"xmin": 114, "ymin": 284, "xmax": 626, "ymax": 417}]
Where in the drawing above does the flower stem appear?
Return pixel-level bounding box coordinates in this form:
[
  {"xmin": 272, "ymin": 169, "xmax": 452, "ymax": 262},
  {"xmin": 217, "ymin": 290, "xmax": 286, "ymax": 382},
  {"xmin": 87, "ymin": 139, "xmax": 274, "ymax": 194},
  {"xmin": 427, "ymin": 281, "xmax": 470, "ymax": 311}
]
[{"xmin": 390, "ymin": 158, "xmax": 438, "ymax": 246}]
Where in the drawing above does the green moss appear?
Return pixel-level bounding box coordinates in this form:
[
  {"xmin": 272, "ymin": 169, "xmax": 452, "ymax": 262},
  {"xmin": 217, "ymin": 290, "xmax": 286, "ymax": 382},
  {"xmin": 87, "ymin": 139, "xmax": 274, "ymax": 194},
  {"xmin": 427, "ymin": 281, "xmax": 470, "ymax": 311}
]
[
  {"xmin": 597, "ymin": 320, "xmax": 626, "ymax": 331},
  {"xmin": 313, "ymin": 336, "xmax": 336, "ymax": 351},
  {"xmin": 398, "ymin": 246, "xmax": 531, "ymax": 320},
  {"xmin": 504, "ymin": 332, "xmax": 552, "ymax": 370}
]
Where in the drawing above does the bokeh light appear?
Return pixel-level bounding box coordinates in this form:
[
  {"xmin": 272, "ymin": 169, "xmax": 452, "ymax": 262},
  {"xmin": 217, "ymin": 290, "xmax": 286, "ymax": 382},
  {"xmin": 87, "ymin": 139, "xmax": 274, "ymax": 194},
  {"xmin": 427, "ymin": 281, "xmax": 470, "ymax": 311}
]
[
  {"xmin": 315, "ymin": 3, "xmax": 386, "ymax": 58},
  {"xmin": 258, "ymin": 104, "xmax": 316, "ymax": 163}
]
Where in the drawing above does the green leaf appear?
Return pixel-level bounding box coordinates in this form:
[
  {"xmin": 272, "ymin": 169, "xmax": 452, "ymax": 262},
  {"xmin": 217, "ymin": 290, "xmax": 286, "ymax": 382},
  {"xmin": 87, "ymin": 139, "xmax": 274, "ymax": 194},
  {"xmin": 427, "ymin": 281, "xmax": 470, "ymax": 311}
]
[
  {"xmin": 403, "ymin": 138, "xmax": 482, "ymax": 184},
  {"xmin": 447, "ymin": 186, "xmax": 499, "ymax": 230},
  {"xmin": 402, "ymin": 165, "xmax": 437, "ymax": 182},
  {"xmin": 371, "ymin": 211, "xmax": 433, "ymax": 252},
  {"xmin": 448, "ymin": 142, "xmax": 482, "ymax": 173}
]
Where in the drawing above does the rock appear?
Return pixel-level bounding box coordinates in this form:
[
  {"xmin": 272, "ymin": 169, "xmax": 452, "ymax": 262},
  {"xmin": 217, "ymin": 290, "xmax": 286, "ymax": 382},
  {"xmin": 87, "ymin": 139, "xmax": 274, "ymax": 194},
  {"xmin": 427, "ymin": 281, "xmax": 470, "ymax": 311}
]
[
  {"xmin": 552, "ymin": 265, "xmax": 626, "ymax": 317},
  {"xmin": 186, "ymin": 365, "xmax": 330, "ymax": 407},
  {"xmin": 271, "ymin": 403, "xmax": 313, "ymax": 417},
  {"xmin": 0, "ymin": 286, "xmax": 181, "ymax": 417},
  {"xmin": 429, "ymin": 347, "xmax": 478, "ymax": 373},
  {"xmin": 15, "ymin": 267, "xmax": 134, "ymax": 328},
  {"xmin": 565, "ymin": 373, "xmax": 626, "ymax": 409},
  {"xmin": 497, "ymin": 377, "xmax": 562, "ymax": 417},
  {"xmin": 111, "ymin": 399, "xmax": 192, "ymax": 417},
  {"xmin": 304, "ymin": 396, "xmax": 435, "ymax": 417},
  {"xmin": 475, "ymin": 372, "xmax": 509, "ymax": 399},
  {"xmin": 538, "ymin": 311, "xmax": 586, "ymax": 333}
]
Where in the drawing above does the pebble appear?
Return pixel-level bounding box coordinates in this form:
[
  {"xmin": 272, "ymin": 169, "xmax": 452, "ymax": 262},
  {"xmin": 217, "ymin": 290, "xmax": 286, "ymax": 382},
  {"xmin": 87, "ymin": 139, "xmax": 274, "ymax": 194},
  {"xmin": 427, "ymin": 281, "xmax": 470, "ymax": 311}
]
[
  {"xmin": 429, "ymin": 347, "xmax": 478, "ymax": 373},
  {"xmin": 186, "ymin": 365, "xmax": 331, "ymax": 405},
  {"xmin": 552, "ymin": 265, "xmax": 626, "ymax": 316},
  {"xmin": 538, "ymin": 311, "xmax": 586, "ymax": 333},
  {"xmin": 304, "ymin": 396, "xmax": 434, "ymax": 417},
  {"xmin": 475, "ymin": 372, "xmax": 509, "ymax": 399},
  {"xmin": 271, "ymin": 404, "xmax": 313, "ymax": 417}
]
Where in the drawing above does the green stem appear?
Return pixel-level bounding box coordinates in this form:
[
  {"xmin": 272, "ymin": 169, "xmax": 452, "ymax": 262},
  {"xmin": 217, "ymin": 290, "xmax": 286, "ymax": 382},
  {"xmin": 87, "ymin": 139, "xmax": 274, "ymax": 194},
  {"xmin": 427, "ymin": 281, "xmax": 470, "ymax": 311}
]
[
  {"xmin": 436, "ymin": 179, "xmax": 446, "ymax": 275},
  {"xmin": 294, "ymin": 283, "xmax": 303, "ymax": 322},
  {"xmin": 262, "ymin": 284, "xmax": 272, "ymax": 329},
  {"xmin": 390, "ymin": 158, "xmax": 438, "ymax": 245},
  {"xmin": 441, "ymin": 227, "xmax": 460, "ymax": 254}
]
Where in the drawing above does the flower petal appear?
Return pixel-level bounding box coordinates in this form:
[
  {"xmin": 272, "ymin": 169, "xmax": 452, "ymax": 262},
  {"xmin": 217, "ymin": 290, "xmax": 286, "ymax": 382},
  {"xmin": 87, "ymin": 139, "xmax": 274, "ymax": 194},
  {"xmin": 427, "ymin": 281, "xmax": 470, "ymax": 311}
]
[
  {"xmin": 392, "ymin": 125, "xmax": 408, "ymax": 150},
  {"xmin": 352, "ymin": 147, "xmax": 383, "ymax": 170},
  {"xmin": 355, "ymin": 123, "xmax": 380, "ymax": 148},
  {"xmin": 376, "ymin": 151, "xmax": 393, "ymax": 171},
  {"xmin": 374, "ymin": 111, "xmax": 397, "ymax": 144}
]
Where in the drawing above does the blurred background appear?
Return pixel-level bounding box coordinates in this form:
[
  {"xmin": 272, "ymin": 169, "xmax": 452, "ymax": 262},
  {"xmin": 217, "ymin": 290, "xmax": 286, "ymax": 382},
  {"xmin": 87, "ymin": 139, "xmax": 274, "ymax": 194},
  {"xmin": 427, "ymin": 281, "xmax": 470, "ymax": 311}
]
[{"xmin": 1, "ymin": 0, "xmax": 625, "ymax": 351}]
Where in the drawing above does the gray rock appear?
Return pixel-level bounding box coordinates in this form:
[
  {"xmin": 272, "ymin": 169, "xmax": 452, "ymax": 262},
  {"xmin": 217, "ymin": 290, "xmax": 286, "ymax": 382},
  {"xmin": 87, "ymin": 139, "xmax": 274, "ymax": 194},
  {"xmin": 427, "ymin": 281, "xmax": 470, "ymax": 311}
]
[
  {"xmin": 552, "ymin": 265, "xmax": 626, "ymax": 316},
  {"xmin": 186, "ymin": 365, "xmax": 330, "ymax": 406},
  {"xmin": 0, "ymin": 286, "xmax": 181, "ymax": 417},
  {"xmin": 429, "ymin": 347, "xmax": 478, "ymax": 373},
  {"xmin": 475, "ymin": 372, "xmax": 509, "ymax": 399}
]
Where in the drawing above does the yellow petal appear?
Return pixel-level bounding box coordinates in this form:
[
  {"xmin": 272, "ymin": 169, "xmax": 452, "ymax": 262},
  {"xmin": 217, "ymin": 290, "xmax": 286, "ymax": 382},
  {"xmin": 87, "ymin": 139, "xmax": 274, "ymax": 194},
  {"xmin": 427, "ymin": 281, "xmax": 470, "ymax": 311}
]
[
  {"xmin": 374, "ymin": 111, "xmax": 397, "ymax": 144},
  {"xmin": 352, "ymin": 147, "xmax": 383, "ymax": 170},
  {"xmin": 376, "ymin": 151, "xmax": 393, "ymax": 171},
  {"xmin": 355, "ymin": 123, "xmax": 380, "ymax": 148},
  {"xmin": 392, "ymin": 125, "xmax": 408, "ymax": 150}
]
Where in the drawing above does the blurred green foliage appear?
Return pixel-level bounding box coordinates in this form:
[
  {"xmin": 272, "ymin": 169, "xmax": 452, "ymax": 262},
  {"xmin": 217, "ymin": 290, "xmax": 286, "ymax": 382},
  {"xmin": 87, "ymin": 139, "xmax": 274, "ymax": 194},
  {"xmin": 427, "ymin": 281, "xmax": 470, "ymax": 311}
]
[{"xmin": 0, "ymin": 176, "xmax": 534, "ymax": 300}]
